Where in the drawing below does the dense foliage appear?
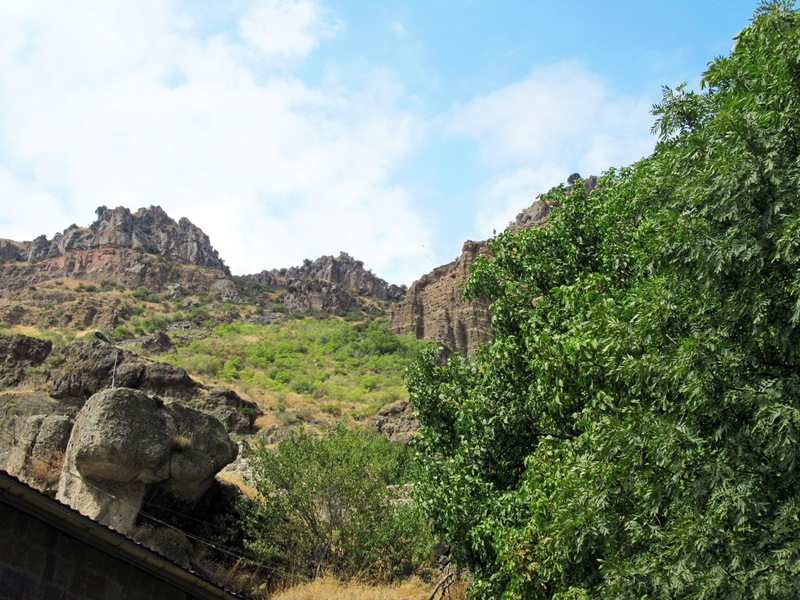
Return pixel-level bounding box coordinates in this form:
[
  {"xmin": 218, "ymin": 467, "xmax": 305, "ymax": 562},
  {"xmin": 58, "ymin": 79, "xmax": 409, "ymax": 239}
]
[
  {"xmin": 408, "ymin": 3, "xmax": 800, "ymax": 597},
  {"xmin": 166, "ymin": 316, "xmax": 424, "ymax": 411},
  {"xmin": 241, "ymin": 425, "xmax": 434, "ymax": 585}
]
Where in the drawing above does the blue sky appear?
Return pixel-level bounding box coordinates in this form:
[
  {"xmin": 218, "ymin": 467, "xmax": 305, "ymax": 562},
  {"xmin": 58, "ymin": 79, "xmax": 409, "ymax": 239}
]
[{"xmin": 0, "ymin": 0, "xmax": 762, "ymax": 285}]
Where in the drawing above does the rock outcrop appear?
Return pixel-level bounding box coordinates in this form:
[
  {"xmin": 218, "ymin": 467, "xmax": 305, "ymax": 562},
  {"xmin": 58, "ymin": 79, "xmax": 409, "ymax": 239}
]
[
  {"xmin": 389, "ymin": 240, "xmax": 493, "ymax": 355},
  {"xmin": 389, "ymin": 195, "xmax": 560, "ymax": 354},
  {"xmin": 5, "ymin": 414, "xmax": 73, "ymax": 492},
  {"xmin": 27, "ymin": 206, "xmax": 229, "ymax": 273},
  {"xmin": 245, "ymin": 251, "xmax": 405, "ymax": 314},
  {"xmin": 368, "ymin": 400, "xmax": 419, "ymax": 444},
  {"xmin": 0, "ymin": 334, "xmax": 52, "ymax": 387},
  {"xmin": 56, "ymin": 388, "xmax": 237, "ymax": 534},
  {"xmin": 195, "ymin": 386, "xmax": 260, "ymax": 435},
  {"xmin": 282, "ymin": 252, "xmax": 405, "ymax": 301},
  {"xmin": 0, "ymin": 247, "xmax": 240, "ymax": 300},
  {"xmin": 0, "ymin": 206, "xmax": 240, "ymax": 300}
]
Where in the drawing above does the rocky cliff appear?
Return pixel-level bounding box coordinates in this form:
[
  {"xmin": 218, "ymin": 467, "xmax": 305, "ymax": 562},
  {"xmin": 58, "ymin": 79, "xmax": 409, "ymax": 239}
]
[
  {"xmin": 27, "ymin": 206, "xmax": 229, "ymax": 273},
  {"xmin": 245, "ymin": 251, "xmax": 406, "ymax": 314},
  {"xmin": 389, "ymin": 240, "xmax": 492, "ymax": 355},
  {"xmin": 389, "ymin": 196, "xmax": 559, "ymax": 354}
]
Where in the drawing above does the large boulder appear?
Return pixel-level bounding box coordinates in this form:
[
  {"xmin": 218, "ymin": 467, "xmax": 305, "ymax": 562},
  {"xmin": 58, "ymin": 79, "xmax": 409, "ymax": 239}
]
[
  {"xmin": 57, "ymin": 388, "xmax": 237, "ymax": 534},
  {"xmin": 5, "ymin": 414, "xmax": 73, "ymax": 492}
]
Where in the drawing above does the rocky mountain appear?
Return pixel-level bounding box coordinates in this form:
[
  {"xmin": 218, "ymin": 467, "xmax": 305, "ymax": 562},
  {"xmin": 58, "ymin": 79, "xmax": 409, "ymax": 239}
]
[
  {"xmin": 0, "ymin": 206, "xmax": 240, "ymax": 302},
  {"xmin": 0, "ymin": 207, "xmax": 408, "ymax": 337},
  {"xmin": 244, "ymin": 251, "xmax": 406, "ymax": 314},
  {"xmin": 27, "ymin": 205, "xmax": 229, "ymax": 272},
  {"xmin": 389, "ymin": 175, "xmax": 598, "ymax": 355}
]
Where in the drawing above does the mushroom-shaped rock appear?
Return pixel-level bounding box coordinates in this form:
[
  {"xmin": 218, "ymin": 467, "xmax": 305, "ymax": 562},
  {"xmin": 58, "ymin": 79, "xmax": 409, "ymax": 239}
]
[{"xmin": 57, "ymin": 387, "xmax": 236, "ymax": 534}]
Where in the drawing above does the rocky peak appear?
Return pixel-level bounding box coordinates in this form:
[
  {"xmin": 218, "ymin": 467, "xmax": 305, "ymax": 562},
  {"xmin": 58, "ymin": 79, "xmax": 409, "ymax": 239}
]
[
  {"xmin": 26, "ymin": 205, "xmax": 229, "ymax": 274},
  {"xmin": 285, "ymin": 252, "xmax": 405, "ymax": 301},
  {"xmin": 245, "ymin": 251, "xmax": 405, "ymax": 314}
]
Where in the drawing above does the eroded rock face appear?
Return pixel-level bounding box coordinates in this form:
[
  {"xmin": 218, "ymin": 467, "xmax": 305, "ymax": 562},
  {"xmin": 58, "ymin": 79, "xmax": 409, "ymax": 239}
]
[
  {"xmin": 283, "ymin": 279, "xmax": 361, "ymax": 314},
  {"xmin": 27, "ymin": 206, "xmax": 229, "ymax": 273},
  {"xmin": 57, "ymin": 388, "xmax": 237, "ymax": 534},
  {"xmin": 0, "ymin": 247, "xmax": 239, "ymax": 299},
  {"xmin": 5, "ymin": 414, "xmax": 73, "ymax": 492},
  {"xmin": 389, "ymin": 198, "xmax": 557, "ymax": 355},
  {"xmin": 389, "ymin": 240, "xmax": 493, "ymax": 355}
]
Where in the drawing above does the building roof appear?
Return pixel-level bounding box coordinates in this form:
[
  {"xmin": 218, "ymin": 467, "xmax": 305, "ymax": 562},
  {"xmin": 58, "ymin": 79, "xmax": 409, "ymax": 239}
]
[{"xmin": 0, "ymin": 469, "xmax": 245, "ymax": 600}]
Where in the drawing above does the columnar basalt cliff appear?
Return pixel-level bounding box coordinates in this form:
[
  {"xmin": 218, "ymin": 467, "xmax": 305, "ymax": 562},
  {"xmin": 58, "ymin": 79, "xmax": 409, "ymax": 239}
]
[{"xmin": 389, "ymin": 197, "xmax": 557, "ymax": 354}]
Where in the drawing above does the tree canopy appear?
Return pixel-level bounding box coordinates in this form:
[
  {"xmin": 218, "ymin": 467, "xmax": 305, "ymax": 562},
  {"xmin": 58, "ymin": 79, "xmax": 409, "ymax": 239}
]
[{"xmin": 408, "ymin": 2, "xmax": 800, "ymax": 597}]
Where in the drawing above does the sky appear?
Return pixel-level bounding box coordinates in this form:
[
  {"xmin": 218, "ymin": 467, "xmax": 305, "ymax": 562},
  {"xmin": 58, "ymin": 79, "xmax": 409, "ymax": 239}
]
[{"xmin": 0, "ymin": 0, "xmax": 762, "ymax": 285}]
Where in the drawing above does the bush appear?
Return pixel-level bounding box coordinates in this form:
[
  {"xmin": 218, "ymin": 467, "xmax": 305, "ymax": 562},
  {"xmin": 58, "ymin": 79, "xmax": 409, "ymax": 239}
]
[{"xmin": 243, "ymin": 425, "xmax": 434, "ymax": 584}]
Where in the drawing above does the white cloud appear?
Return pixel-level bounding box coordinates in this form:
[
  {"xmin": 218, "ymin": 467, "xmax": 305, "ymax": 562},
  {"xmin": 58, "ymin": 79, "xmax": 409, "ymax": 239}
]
[
  {"xmin": 448, "ymin": 61, "xmax": 655, "ymax": 237},
  {"xmin": 239, "ymin": 0, "xmax": 340, "ymax": 63},
  {"xmin": 0, "ymin": 0, "xmax": 434, "ymax": 285}
]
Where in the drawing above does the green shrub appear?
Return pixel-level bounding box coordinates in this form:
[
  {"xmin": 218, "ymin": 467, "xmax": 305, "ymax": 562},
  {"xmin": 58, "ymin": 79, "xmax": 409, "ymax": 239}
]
[{"xmin": 243, "ymin": 425, "xmax": 433, "ymax": 584}]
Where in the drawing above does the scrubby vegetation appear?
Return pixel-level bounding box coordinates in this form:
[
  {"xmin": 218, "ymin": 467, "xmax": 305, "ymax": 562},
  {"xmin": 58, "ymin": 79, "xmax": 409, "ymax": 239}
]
[{"xmin": 164, "ymin": 315, "xmax": 425, "ymax": 421}]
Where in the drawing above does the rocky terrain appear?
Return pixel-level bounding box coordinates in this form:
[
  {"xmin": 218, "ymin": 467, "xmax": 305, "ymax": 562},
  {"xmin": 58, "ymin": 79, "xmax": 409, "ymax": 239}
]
[
  {"xmin": 244, "ymin": 251, "xmax": 406, "ymax": 314},
  {"xmin": 389, "ymin": 240, "xmax": 493, "ymax": 355},
  {"xmin": 389, "ymin": 195, "xmax": 560, "ymax": 354},
  {"xmin": 24, "ymin": 205, "xmax": 229, "ymax": 271}
]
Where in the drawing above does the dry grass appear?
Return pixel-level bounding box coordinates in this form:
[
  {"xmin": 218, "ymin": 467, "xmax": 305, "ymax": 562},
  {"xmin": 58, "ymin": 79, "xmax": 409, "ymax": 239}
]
[
  {"xmin": 171, "ymin": 432, "xmax": 193, "ymax": 448},
  {"xmin": 270, "ymin": 576, "xmax": 466, "ymax": 600},
  {"xmin": 216, "ymin": 471, "xmax": 260, "ymax": 500},
  {"xmin": 27, "ymin": 450, "xmax": 65, "ymax": 489}
]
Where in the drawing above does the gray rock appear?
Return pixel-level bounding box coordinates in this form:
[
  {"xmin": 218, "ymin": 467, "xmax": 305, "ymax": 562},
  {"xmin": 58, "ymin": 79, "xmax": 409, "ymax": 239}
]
[
  {"xmin": 57, "ymin": 388, "xmax": 236, "ymax": 534},
  {"xmin": 198, "ymin": 386, "xmax": 261, "ymax": 434},
  {"xmin": 5, "ymin": 414, "xmax": 73, "ymax": 491},
  {"xmin": 368, "ymin": 400, "xmax": 419, "ymax": 444}
]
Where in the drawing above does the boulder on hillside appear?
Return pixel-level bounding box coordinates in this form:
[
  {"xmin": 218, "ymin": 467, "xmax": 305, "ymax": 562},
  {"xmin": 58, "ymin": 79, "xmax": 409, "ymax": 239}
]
[
  {"xmin": 57, "ymin": 388, "xmax": 237, "ymax": 534},
  {"xmin": 198, "ymin": 386, "xmax": 261, "ymax": 435},
  {"xmin": 369, "ymin": 400, "xmax": 419, "ymax": 444},
  {"xmin": 140, "ymin": 330, "xmax": 174, "ymax": 353}
]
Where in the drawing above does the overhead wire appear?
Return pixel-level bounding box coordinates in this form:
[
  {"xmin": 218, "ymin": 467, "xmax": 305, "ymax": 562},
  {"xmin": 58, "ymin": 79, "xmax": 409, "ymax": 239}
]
[{"xmin": 16, "ymin": 452, "xmax": 289, "ymax": 578}]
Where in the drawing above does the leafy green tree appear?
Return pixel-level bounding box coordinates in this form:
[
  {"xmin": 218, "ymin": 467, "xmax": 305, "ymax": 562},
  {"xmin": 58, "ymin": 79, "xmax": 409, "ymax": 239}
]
[
  {"xmin": 408, "ymin": 3, "xmax": 800, "ymax": 597},
  {"xmin": 243, "ymin": 425, "xmax": 434, "ymax": 584}
]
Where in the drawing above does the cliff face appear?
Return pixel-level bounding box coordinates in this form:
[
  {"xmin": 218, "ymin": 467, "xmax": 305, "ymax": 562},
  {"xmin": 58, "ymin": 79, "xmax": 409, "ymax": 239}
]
[
  {"xmin": 389, "ymin": 240, "xmax": 492, "ymax": 355},
  {"xmin": 26, "ymin": 206, "xmax": 229, "ymax": 273},
  {"xmin": 0, "ymin": 207, "xmax": 238, "ymax": 300},
  {"xmin": 389, "ymin": 198, "xmax": 556, "ymax": 354}
]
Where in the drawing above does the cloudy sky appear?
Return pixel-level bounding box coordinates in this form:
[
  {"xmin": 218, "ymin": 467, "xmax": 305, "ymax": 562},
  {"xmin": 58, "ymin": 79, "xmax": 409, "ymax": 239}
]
[{"xmin": 0, "ymin": 0, "xmax": 759, "ymax": 284}]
